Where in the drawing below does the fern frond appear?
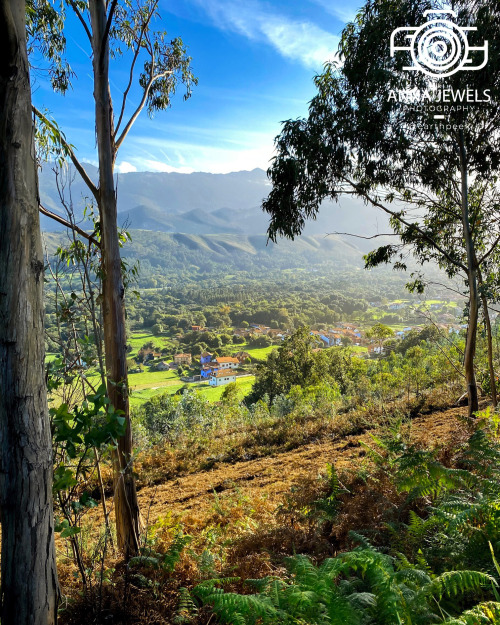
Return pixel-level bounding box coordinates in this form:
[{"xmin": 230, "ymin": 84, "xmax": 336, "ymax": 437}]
[
  {"xmin": 163, "ymin": 531, "xmax": 192, "ymax": 572},
  {"xmin": 421, "ymin": 570, "xmax": 497, "ymax": 601},
  {"xmin": 443, "ymin": 601, "xmax": 500, "ymax": 624},
  {"xmin": 174, "ymin": 587, "xmax": 198, "ymax": 624},
  {"xmin": 348, "ymin": 531, "xmax": 375, "ymax": 550},
  {"xmin": 393, "ymin": 567, "xmax": 432, "ymax": 587}
]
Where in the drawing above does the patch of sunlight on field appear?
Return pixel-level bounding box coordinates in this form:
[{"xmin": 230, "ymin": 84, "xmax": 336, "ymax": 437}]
[
  {"xmin": 127, "ymin": 332, "xmax": 174, "ymax": 357},
  {"xmin": 239, "ymin": 344, "xmax": 277, "ymax": 361},
  {"xmin": 129, "ymin": 375, "xmax": 255, "ymax": 407},
  {"xmin": 128, "ymin": 368, "xmax": 180, "ymax": 389}
]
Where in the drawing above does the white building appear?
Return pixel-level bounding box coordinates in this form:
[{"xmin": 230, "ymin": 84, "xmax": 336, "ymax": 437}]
[
  {"xmin": 209, "ymin": 370, "xmax": 236, "ymax": 386},
  {"xmin": 214, "ymin": 357, "xmax": 239, "ymax": 369}
]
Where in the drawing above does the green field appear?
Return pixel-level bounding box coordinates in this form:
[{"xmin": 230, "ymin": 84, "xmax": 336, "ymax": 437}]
[
  {"xmin": 128, "ymin": 368, "xmax": 180, "ymax": 389},
  {"xmin": 350, "ymin": 345, "xmax": 368, "ymax": 354},
  {"xmin": 129, "ymin": 374, "xmax": 255, "ymax": 407},
  {"xmin": 239, "ymin": 344, "xmax": 277, "ymax": 361},
  {"xmin": 126, "ymin": 331, "xmax": 278, "ymax": 363},
  {"xmin": 127, "ymin": 332, "xmax": 173, "ymax": 358}
]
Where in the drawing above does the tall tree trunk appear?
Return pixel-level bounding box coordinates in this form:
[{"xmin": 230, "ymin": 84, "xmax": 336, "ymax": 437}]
[
  {"xmin": 0, "ymin": 1, "xmax": 59, "ymax": 622},
  {"xmin": 478, "ymin": 270, "xmax": 497, "ymax": 407},
  {"xmin": 89, "ymin": 0, "xmax": 140, "ymax": 558},
  {"xmin": 458, "ymin": 130, "xmax": 479, "ymax": 417}
]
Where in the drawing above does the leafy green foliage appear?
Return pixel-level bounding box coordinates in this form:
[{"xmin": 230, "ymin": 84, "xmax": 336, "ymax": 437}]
[
  {"xmin": 192, "ymin": 545, "xmax": 498, "ymax": 625},
  {"xmin": 368, "ymin": 413, "xmax": 500, "ymax": 582},
  {"xmin": 51, "ymin": 385, "xmax": 126, "ymax": 460},
  {"xmin": 50, "ymin": 383, "xmax": 126, "ymax": 578},
  {"xmin": 27, "ymin": 0, "xmax": 73, "ymax": 92},
  {"xmin": 247, "ymin": 327, "xmax": 343, "ymax": 403},
  {"xmin": 129, "ymin": 529, "xmax": 192, "ymax": 572}
]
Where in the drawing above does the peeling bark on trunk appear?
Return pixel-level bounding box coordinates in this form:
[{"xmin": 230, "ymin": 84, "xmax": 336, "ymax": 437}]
[
  {"xmin": 0, "ymin": 1, "xmax": 59, "ymax": 622},
  {"xmin": 458, "ymin": 130, "xmax": 479, "ymax": 417},
  {"xmin": 89, "ymin": 0, "xmax": 140, "ymax": 558}
]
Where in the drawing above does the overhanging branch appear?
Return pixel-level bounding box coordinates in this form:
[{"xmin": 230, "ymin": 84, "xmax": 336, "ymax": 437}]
[
  {"xmin": 341, "ymin": 176, "xmax": 469, "ymax": 274},
  {"xmin": 39, "ymin": 204, "xmax": 100, "ymax": 248},
  {"xmin": 33, "ymin": 106, "xmax": 99, "ymax": 203}
]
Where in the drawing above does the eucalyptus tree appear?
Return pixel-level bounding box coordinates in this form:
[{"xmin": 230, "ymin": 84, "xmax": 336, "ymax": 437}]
[
  {"xmin": 0, "ymin": 0, "xmax": 59, "ymax": 622},
  {"xmin": 32, "ymin": 0, "xmax": 197, "ymax": 556},
  {"xmin": 263, "ymin": 0, "xmax": 500, "ymax": 416}
]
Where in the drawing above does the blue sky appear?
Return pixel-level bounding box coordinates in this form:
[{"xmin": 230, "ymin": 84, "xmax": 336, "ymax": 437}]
[{"xmin": 32, "ymin": 0, "xmax": 362, "ymax": 174}]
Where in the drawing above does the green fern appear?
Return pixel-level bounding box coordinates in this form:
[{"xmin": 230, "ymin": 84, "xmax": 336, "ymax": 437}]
[
  {"xmin": 419, "ymin": 570, "xmax": 497, "ymax": 601},
  {"xmin": 443, "ymin": 601, "xmax": 500, "ymax": 624},
  {"xmin": 162, "ymin": 530, "xmax": 192, "ymax": 572},
  {"xmin": 174, "ymin": 586, "xmax": 198, "ymax": 624},
  {"xmin": 192, "ymin": 544, "xmax": 496, "ymax": 625},
  {"xmin": 129, "ymin": 529, "xmax": 191, "ymax": 573}
]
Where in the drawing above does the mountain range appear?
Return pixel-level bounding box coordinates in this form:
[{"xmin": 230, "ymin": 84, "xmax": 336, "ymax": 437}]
[{"xmin": 39, "ymin": 164, "xmax": 389, "ymax": 248}]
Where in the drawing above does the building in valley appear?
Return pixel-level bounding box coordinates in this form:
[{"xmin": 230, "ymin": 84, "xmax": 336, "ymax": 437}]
[
  {"xmin": 174, "ymin": 353, "xmax": 192, "ymax": 366},
  {"xmin": 209, "ymin": 370, "xmax": 236, "ymax": 386}
]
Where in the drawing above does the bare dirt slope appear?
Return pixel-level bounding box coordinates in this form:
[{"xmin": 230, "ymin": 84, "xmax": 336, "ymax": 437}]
[{"xmin": 137, "ymin": 405, "xmax": 472, "ymax": 525}]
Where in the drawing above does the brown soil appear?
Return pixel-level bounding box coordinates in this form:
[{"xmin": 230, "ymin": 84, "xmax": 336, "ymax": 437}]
[
  {"xmin": 136, "ymin": 404, "xmax": 473, "ymax": 526},
  {"xmin": 58, "ymin": 403, "xmax": 481, "ymax": 624}
]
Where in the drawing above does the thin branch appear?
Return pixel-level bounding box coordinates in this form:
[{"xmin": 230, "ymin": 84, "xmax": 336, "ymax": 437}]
[
  {"xmin": 341, "ymin": 175, "xmax": 469, "ymax": 274},
  {"xmin": 114, "ymin": 31, "xmax": 148, "ymax": 136},
  {"xmin": 67, "ymin": 0, "xmax": 92, "ymax": 43},
  {"xmin": 114, "ymin": 0, "xmax": 159, "ymax": 137},
  {"xmin": 39, "ymin": 204, "xmax": 100, "ymax": 248},
  {"xmin": 325, "ymin": 231, "xmax": 399, "ymax": 240},
  {"xmin": 100, "ymin": 0, "xmax": 119, "ymax": 68},
  {"xmin": 479, "ymin": 233, "xmax": 500, "ymax": 266},
  {"xmin": 114, "ymin": 69, "xmax": 173, "ymax": 152},
  {"xmin": 33, "ymin": 106, "xmax": 99, "ymax": 202}
]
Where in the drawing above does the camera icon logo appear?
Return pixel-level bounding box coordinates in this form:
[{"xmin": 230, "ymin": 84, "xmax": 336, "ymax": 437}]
[{"xmin": 390, "ymin": 10, "xmax": 488, "ymax": 78}]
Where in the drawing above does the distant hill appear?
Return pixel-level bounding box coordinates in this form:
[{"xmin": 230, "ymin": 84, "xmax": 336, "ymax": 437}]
[
  {"xmin": 42, "ymin": 230, "xmax": 372, "ymax": 287},
  {"xmin": 39, "ymin": 165, "xmax": 389, "ymax": 244}
]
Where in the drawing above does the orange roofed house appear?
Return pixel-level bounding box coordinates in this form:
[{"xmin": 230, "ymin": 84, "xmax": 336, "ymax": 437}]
[
  {"xmin": 233, "ymin": 351, "xmax": 251, "ymax": 364},
  {"xmin": 214, "ymin": 356, "xmax": 239, "ymax": 369}
]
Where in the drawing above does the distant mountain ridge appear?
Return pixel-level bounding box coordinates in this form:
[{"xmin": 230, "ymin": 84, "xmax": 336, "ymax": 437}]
[
  {"xmin": 42, "ymin": 230, "xmax": 368, "ymax": 281},
  {"xmin": 39, "ymin": 164, "xmax": 389, "ymax": 244},
  {"xmin": 39, "ymin": 164, "xmax": 270, "ymax": 220}
]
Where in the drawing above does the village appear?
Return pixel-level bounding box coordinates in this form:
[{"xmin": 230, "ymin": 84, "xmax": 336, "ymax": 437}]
[{"xmin": 128, "ymin": 299, "xmax": 470, "ymax": 388}]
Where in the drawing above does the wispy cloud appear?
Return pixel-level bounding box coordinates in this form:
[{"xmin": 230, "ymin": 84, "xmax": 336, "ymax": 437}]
[
  {"xmin": 121, "ymin": 136, "xmax": 274, "ymax": 174},
  {"xmin": 187, "ymin": 0, "xmax": 339, "ymax": 68},
  {"xmin": 312, "ymin": 1, "xmax": 361, "ymax": 24},
  {"xmin": 132, "ymin": 159, "xmax": 195, "ymax": 174}
]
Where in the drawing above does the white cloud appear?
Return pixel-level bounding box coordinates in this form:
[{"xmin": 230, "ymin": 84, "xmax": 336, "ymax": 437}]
[
  {"xmin": 115, "ymin": 161, "xmax": 138, "ymax": 173},
  {"xmin": 312, "ymin": 1, "xmax": 361, "ymax": 24},
  {"xmin": 124, "ymin": 141, "xmax": 274, "ymax": 174},
  {"xmin": 136, "ymin": 159, "xmax": 196, "ymax": 174},
  {"xmin": 188, "ymin": 0, "xmax": 339, "ymax": 69}
]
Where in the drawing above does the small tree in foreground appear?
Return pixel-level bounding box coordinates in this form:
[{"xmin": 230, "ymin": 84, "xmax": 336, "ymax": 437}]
[{"xmin": 32, "ymin": 0, "xmax": 197, "ymax": 556}]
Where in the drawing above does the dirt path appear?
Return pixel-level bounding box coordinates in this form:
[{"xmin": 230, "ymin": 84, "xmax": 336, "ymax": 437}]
[{"xmin": 137, "ymin": 405, "xmax": 471, "ymax": 524}]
